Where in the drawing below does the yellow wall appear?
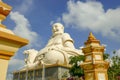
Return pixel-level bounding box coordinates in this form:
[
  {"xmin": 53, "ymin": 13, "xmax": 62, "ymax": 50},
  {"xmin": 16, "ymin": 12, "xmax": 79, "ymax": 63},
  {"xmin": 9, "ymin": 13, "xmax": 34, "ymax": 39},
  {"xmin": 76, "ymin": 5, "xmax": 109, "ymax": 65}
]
[{"xmin": 0, "ymin": 59, "xmax": 9, "ymax": 80}]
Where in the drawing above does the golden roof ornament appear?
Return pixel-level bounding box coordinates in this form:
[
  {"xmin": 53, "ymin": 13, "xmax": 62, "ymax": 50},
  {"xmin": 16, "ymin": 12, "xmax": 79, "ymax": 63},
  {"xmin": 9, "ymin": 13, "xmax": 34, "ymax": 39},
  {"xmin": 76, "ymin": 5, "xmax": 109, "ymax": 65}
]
[
  {"xmin": 88, "ymin": 32, "xmax": 96, "ymax": 40},
  {"xmin": 0, "ymin": 0, "xmax": 12, "ymax": 28},
  {"xmin": 85, "ymin": 32, "xmax": 100, "ymax": 45}
]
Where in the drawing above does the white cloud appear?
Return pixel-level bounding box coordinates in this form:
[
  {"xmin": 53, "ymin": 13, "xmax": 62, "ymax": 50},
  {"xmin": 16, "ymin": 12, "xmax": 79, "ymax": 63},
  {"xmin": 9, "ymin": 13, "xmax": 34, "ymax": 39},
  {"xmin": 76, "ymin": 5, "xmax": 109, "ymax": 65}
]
[
  {"xmin": 9, "ymin": 0, "xmax": 41, "ymax": 48},
  {"xmin": 7, "ymin": 58, "xmax": 25, "ymax": 80},
  {"xmin": 7, "ymin": 0, "xmax": 38, "ymax": 79},
  {"xmin": 7, "ymin": 9, "xmax": 41, "ymax": 80},
  {"xmin": 62, "ymin": 0, "xmax": 120, "ymax": 41},
  {"xmin": 8, "ymin": 58, "xmax": 25, "ymax": 70},
  {"xmin": 10, "ymin": 12, "xmax": 40, "ymax": 48},
  {"xmin": 18, "ymin": 0, "xmax": 34, "ymax": 14},
  {"xmin": 116, "ymin": 49, "xmax": 120, "ymax": 57}
]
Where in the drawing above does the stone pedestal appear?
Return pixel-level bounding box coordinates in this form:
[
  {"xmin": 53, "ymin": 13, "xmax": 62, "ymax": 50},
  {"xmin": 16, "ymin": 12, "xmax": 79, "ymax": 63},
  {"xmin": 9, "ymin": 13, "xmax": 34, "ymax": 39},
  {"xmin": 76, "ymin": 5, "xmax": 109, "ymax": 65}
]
[
  {"xmin": 0, "ymin": 1, "xmax": 29, "ymax": 80},
  {"xmin": 13, "ymin": 64, "xmax": 70, "ymax": 80},
  {"xmin": 80, "ymin": 32, "xmax": 109, "ymax": 80}
]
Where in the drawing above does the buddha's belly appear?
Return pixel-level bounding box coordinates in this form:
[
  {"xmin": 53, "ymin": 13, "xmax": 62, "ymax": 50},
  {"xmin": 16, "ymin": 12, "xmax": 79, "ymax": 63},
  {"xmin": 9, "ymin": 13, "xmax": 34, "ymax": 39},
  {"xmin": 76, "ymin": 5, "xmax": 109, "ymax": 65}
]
[{"xmin": 43, "ymin": 50, "xmax": 68, "ymax": 65}]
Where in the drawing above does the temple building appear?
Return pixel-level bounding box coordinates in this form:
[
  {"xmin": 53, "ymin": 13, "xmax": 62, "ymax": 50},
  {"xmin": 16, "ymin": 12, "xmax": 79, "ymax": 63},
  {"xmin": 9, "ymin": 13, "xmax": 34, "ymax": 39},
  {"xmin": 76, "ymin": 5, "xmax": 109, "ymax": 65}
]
[
  {"xmin": 80, "ymin": 32, "xmax": 109, "ymax": 80},
  {"xmin": 13, "ymin": 23, "xmax": 83, "ymax": 80}
]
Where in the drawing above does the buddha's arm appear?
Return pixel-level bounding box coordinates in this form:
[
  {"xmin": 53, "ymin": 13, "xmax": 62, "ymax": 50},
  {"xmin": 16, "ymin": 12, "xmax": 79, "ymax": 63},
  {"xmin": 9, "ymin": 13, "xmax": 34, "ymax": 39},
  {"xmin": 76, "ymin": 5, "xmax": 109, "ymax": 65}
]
[
  {"xmin": 62, "ymin": 33, "xmax": 75, "ymax": 49},
  {"xmin": 64, "ymin": 40, "xmax": 75, "ymax": 49}
]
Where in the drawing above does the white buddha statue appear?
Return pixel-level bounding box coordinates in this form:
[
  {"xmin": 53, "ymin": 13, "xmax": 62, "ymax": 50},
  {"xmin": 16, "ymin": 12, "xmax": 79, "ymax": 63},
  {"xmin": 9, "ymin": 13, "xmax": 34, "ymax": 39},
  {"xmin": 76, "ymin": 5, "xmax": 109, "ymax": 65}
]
[{"xmin": 34, "ymin": 23, "xmax": 82, "ymax": 65}]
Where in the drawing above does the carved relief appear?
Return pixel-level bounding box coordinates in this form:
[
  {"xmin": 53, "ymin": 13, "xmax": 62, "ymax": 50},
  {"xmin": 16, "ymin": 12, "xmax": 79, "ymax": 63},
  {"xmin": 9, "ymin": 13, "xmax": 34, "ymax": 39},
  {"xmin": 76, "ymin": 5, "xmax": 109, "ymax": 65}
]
[
  {"xmin": 98, "ymin": 73, "xmax": 105, "ymax": 80},
  {"xmin": 82, "ymin": 64, "xmax": 93, "ymax": 70},
  {"xmin": 95, "ymin": 55, "xmax": 101, "ymax": 60},
  {"xmin": 86, "ymin": 55, "xmax": 92, "ymax": 61},
  {"xmin": 86, "ymin": 73, "xmax": 94, "ymax": 80}
]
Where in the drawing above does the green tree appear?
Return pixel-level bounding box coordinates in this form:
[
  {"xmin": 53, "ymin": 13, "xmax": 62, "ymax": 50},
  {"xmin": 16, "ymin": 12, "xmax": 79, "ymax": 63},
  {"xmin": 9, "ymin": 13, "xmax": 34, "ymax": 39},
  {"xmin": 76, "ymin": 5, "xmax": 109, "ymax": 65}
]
[
  {"xmin": 69, "ymin": 55, "xmax": 85, "ymax": 77},
  {"xmin": 107, "ymin": 51, "xmax": 120, "ymax": 80},
  {"xmin": 103, "ymin": 53, "xmax": 110, "ymax": 60}
]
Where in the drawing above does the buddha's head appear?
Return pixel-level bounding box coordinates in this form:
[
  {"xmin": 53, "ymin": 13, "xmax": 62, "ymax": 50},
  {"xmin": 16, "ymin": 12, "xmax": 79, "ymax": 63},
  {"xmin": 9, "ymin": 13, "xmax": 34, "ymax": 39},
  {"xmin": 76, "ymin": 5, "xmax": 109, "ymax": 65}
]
[{"xmin": 52, "ymin": 23, "xmax": 64, "ymax": 36}]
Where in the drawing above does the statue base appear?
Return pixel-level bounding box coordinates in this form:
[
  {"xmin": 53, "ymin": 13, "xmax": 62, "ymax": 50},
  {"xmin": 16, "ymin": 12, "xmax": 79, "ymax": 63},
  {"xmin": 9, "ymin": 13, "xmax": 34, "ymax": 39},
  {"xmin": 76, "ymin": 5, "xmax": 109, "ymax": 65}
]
[{"xmin": 13, "ymin": 64, "xmax": 70, "ymax": 80}]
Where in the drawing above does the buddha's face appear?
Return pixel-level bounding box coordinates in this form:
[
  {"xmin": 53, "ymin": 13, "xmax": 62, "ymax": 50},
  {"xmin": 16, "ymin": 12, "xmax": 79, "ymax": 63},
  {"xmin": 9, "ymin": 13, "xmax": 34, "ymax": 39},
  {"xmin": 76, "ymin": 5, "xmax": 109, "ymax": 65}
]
[{"xmin": 52, "ymin": 23, "xmax": 64, "ymax": 35}]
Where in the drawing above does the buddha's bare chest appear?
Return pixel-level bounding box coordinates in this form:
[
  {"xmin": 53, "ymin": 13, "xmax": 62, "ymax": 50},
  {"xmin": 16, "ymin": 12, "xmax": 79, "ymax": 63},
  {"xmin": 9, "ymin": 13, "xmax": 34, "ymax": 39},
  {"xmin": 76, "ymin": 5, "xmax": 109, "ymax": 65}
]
[{"xmin": 48, "ymin": 35, "xmax": 63, "ymax": 46}]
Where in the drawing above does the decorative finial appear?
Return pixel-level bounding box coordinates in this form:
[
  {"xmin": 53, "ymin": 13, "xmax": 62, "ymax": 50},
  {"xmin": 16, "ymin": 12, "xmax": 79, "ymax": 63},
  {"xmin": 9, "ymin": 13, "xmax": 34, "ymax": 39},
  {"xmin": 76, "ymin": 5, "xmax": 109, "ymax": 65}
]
[
  {"xmin": 0, "ymin": 1, "xmax": 12, "ymax": 28},
  {"xmin": 88, "ymin": 32, "xmax": 96, "ymax": 40},
  {"xmin": 84, "ymin": 32, "xmax": 100, "ymax": 45}
]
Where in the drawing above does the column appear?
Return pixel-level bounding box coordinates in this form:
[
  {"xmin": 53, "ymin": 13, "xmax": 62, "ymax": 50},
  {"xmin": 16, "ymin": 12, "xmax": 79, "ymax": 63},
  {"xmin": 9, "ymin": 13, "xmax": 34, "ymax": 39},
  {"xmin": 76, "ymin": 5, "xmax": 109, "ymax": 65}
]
[{"xmin": 0, "ymin": 1, "xmax": 29, "ymax": 80}]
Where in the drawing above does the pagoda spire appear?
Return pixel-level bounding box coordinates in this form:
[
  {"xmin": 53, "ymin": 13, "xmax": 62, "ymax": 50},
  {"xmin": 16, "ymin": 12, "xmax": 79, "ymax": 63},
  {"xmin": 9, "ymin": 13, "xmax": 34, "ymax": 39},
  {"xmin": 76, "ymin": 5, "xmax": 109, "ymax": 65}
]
[
  {"xmin": 80, "ymin": 32, "xmax": 109, "ymax": 80},
  {"xmin": 88, "ymin": 32, "xmax": 96, "ymax": 40},
  {"xmin": 85, "ymin": 32, "xmax": 100, "ymax": 46}
]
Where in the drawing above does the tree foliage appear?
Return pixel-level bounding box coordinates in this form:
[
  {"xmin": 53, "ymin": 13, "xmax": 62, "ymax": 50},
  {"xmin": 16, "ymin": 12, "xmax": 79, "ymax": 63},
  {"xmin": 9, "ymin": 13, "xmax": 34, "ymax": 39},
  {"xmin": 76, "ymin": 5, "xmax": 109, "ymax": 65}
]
[
  {"xmin": 103, "ymin": 53, "xmax": 110, "ymax": 60},
  {"xmin": 107, "ymin": 51, "xmax": 120, "ymax": 80},
  {"xmin": 69, "ymin": 55, "xmax": 85, "ymax": 77}
]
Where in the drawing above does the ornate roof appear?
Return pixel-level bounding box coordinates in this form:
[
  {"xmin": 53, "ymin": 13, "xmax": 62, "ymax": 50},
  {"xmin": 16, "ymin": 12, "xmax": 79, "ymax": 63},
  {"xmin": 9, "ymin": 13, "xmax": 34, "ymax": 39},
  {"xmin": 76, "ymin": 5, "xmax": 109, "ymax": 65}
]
[{"xmin": 85, "ymin": 32, "xmax": 100, "ymax": 45}]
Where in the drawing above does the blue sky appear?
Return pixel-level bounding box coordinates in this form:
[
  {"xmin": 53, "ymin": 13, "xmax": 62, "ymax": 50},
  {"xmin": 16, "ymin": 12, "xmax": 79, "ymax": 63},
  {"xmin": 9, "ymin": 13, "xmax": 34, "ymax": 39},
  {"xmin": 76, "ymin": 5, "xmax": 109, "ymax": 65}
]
[{"xmin": 2, "ymin": 0, "xmax": 120, "ymax": 79}]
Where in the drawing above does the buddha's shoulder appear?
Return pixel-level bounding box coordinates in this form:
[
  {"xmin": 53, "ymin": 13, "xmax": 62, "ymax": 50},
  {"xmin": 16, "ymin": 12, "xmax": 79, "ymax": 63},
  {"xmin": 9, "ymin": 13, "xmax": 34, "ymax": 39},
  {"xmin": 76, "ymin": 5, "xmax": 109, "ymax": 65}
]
[
  {"xmin": 62, "ymin": 33, "xmax": 70, "ymax": 36},
  {"xmin": 62, "ymin": 33, "xmax": 72, "ymax": 40}
]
